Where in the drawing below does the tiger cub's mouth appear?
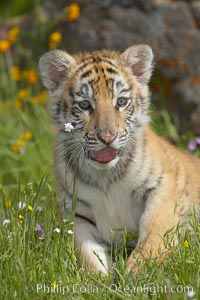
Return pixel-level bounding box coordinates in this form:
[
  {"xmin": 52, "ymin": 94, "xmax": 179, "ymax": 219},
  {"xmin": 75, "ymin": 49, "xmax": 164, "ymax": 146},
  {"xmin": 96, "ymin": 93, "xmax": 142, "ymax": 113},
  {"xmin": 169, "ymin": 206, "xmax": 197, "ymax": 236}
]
[{"xmin": 90, "ymin": 147, "xmax": 117, "ymax": 163}]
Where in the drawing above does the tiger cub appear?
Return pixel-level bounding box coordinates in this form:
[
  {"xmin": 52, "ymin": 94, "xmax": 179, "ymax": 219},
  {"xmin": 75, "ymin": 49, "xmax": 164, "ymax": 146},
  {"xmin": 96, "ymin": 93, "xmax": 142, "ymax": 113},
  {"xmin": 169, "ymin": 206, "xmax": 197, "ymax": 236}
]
[{"xmin": 39, "ymin": 45, "xmax": 200, "ymax": 274}]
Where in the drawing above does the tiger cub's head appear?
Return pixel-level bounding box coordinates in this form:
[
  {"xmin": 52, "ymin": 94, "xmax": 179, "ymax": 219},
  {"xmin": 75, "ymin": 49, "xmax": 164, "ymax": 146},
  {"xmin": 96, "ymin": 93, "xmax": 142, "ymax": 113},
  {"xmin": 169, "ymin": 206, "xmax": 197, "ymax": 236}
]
[{"xmin": 39, "ymin": 45, "xmax": 153, "ymax": 170}]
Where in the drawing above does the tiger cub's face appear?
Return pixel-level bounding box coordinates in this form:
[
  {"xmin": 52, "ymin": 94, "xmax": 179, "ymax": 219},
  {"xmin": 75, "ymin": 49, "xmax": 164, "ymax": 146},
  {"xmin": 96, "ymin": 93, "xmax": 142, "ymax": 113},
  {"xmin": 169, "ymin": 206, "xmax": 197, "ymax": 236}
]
[{"xmin": 39, "ymin": 45, "xmax": 153, "ymax": 170}]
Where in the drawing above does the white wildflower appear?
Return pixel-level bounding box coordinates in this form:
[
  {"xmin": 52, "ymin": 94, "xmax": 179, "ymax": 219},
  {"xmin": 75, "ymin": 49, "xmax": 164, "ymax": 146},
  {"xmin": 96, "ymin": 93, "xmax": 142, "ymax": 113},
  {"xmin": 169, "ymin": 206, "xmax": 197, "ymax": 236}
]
[
  {"xmin": 3, "ymin": 219, "xmax": 11, "ymax": 226},
  {"xmin": 36, "ymin": 206, "xmax": 43, "ymax": 212},
  {"xmin": 186, "ymin": 290, "xmax": 196, "ymax": 299},
  {"xmin": 67, "ymin": 229, "xmax": 73, "ymax": 235},
  {"xmin": 64, "ymin": 122, "xmax": 74, "ymax": 132},
  {"xmin": 18, "ymin": 201, "xmax": 26, "ymax": 209},
  {"xmin": 53, "ymin": 228, "xmax": 61, "ymax": 233}
]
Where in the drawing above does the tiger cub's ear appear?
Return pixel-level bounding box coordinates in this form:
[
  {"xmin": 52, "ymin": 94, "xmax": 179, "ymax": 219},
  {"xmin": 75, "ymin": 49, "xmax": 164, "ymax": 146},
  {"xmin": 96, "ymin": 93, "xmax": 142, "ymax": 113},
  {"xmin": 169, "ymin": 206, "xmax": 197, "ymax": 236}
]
[
  {"xmin": 121, "ymin": 44, "xmax": 153, "ymax": 85},
  {"xmin": 39, "ymin": 50, "xmax": 76, "ymax": 93}
]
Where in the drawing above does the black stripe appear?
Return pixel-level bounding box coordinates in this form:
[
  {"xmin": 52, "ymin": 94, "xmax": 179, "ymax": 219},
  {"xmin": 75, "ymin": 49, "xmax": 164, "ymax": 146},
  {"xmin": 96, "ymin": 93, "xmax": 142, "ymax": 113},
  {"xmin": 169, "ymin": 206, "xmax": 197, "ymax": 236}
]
[
  {"xmin": 105, "ymin": 78, "xmax": 114, "ymax": 95},
  {"xmin": 92, "ymin": 57, "xmax": 117, "ymax": 66},
  {"xmin": 144, "ymin": 173, "xmax": 163, "ymax": 196},
  {"xmin": 77, "ymin": 61, "xmax": 94, "ymax": 72},
  {"xmin": 96, "ymin": 236, "xmax": 111, "ymax": 250},
  {"xmin": 101, "ymin": 58, "xmax": 118, "ymax": 68},
  {"xmin": 133, "ymin": 163, "xmax": 154, "ymax": 193},
  {"xmin": 71, "ymin": 110, "xmax": 80, "ymax": 118},
  {"xmin": 116, "ymin": 80, "xmax": 124, "ymax": 89},
  {"xmin": 92, "ymin": 57, "xmax": 102, "ymax": 63},
  {"xmin": 106, "ymin": 67, "xmax": 118, "ymax": 74},
  {"xmin": 77, "ymin": 57, "xmax": 117, "ymax": 72},
  {"xmin": 131, "ymin": 172, "xmax": 163, "ymax": 202},
  {"xmin": 69, "ymin": 87, "xmax": 75, "ymax": 100},
  {"xmin": 71, "ymin": 193, "xmax": 91, "ymax": 208},
  {"xmin": 81, "ymin": 70, "xmax": 92, "ymax": 79},
  {"xmin": 63, "ymin": 102, "xmax": 68, "ymax": 118},
  {"xmin": 75, "ymin": 213, "xmax": 96, "ymax": 226},
  {"xmin": 120, "ymin": 88, "xmax": 131, "ymax": 94}
]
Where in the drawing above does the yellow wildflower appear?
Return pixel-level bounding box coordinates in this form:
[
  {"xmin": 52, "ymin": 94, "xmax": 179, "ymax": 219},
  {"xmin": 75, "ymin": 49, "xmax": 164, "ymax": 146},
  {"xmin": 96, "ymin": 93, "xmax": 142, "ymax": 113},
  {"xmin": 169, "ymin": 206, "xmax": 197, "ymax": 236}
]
[
  {"xmin": 12, "ymin": 66, "xmax": 21, "ymax": 81},
  {"xmin": 5, "ymin": 199, "xmax": 12, "ymax": 208},
  {"xmin": 22, "ymin": 69, "xmax": 38, "ymax": 85},
  {"xmin": 27, "ymin": 205, "xmax": 33, "ymax": 211},
  {"xmin": 38, "ymin": 91, "xmax": 47, "ymax": 103},
  {"xmin": 29, "ymin": 70, "xmax": 38, "ymax": 84},
  {"xmin": 49, "ymin": 32, "xmax": 62, "ymax": 49},
  {"xmin": 51, "ymin": 281, "xmax": 57, "ymax": 289},
  {"xmin": 18, "ymin": 214, "xmax": 24, "ymax": 220},
  {"xmin": 11, "ymin": 145, "xmax": 19, "ymax": 153},
  {"xmin": 67, "ymin": 3, "xmax": 81, "ymax": 22},
  {"xmin": 24, "ymin": 131, "xmax": 32, "ymax": 140},
  {"xmin": 8, "ymin": 26, "xmax": 20, "ymax": 43},
  {"xmin": 15, "ymin": 100, "xmax": 23, "ymax": 109},
  {"xmin": 27, "ymin": 69, "xmax": 38, "ymax": 85},
  {"xmin": 184, "ymin": 240, "xmax": 189, "ymax": 248},
  {"xmin": 18, "ymin": 89, "xmax": 28, "ymax": 100},
  {"xmin": 51, "ymin": 126, "xmax": 57, "ymax": 133},
  {"xmin": 0, "ymin": 40, "xmax": 11, "ymax": 53},
  {"xmin": 17, "ymin": 139, "xmax": 25, "ymax": 147},
  {"xmin": 31, "ymin": 96, "xmax": 38, "ymax": 103}
]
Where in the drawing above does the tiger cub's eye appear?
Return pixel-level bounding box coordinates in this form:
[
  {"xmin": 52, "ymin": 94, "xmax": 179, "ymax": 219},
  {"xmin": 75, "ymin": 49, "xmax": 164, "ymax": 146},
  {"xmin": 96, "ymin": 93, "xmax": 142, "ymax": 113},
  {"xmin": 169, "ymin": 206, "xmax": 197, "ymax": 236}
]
[
  {"xmin": 117, "ymin": 97, "xmax": 129, "ymax": 108},
  {"xmin": 78, "ymin": 100, "xmax": 91, "ymax": 111}
]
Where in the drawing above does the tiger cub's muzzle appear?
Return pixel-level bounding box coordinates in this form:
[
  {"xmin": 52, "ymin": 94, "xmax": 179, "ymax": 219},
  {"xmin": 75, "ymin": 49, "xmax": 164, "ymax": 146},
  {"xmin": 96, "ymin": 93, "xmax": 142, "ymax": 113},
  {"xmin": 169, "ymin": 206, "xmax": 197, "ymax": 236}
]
[{"xmin": 88, "ymin": 130, "xmax": 119, "ymax": 164}]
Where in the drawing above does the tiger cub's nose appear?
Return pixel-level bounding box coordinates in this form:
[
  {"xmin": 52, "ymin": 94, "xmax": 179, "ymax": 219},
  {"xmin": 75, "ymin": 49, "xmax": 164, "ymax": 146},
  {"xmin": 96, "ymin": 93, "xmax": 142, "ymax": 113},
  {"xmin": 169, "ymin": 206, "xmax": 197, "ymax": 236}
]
[{"xmin": 97, "ymin": 131, "xmax": 117, "ymax": 145}]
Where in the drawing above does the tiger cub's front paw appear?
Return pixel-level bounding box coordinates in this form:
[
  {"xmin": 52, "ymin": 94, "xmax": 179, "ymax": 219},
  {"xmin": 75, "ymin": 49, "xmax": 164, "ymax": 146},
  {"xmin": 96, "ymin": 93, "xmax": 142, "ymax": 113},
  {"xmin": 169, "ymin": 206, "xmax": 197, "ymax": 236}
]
[{"xmin": 125, "ymin": 257, "xmax": 141, "ymax": 275}]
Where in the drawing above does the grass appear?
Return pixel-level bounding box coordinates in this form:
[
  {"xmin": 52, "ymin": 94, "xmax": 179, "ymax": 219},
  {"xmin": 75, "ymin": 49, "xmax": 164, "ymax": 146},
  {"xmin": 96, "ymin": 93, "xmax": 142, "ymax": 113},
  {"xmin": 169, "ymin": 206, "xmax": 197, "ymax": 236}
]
[
  {"xmin": 0, "ymin": 0, "xmax": 45, "ymax": 23},
  {"xmin": 0, "ymin": 174, "xmax": 199, "ymax": 299},
  {"xmin": 0, "ymin": 8, "xmax": 200, "ymax": 299}
]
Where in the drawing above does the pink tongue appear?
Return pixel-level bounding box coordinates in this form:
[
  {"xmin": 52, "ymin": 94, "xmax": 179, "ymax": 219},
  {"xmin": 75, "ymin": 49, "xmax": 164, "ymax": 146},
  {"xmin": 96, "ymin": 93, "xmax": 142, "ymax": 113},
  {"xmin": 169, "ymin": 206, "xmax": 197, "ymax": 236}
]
[{"xmin": 92, "ymin": 147, "xmax": 117, "ymax": 163}]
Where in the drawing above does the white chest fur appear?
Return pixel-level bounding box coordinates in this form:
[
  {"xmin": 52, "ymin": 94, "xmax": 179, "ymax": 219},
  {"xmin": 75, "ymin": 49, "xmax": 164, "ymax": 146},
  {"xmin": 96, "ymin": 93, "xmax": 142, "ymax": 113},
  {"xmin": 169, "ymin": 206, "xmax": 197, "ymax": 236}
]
[{"xmin": 65, "ymin": 168, "xmax": 146, "ymax": 245}]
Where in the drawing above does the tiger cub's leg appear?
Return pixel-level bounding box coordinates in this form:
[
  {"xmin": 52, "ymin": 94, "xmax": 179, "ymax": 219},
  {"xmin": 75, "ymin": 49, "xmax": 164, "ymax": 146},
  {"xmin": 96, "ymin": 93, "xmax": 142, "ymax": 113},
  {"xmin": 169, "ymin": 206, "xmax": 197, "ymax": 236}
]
[
  {"xmin": 126, "ymin": 191, "xmax": 182, "ymax": 274},
  {"xmin": 74, "ymin": 216, "xmax": 111, "ymax": 274}
]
